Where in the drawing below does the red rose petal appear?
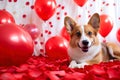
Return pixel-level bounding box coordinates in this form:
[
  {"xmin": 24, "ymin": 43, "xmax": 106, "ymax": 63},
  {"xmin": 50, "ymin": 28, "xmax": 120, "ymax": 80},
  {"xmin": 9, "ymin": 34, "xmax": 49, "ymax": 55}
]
[
  {"xmin": 7, "ymin": 66, "xmax": 17, "ymax": 73},
  {"xmin": 45, "ymin": 71, "xmax": 66, "ymax": 80},
  {"xmin": 89, "ymin": 65, "xmax": 106, "ymax": 75},
  {"xmin": 65, "ymin": 72, "xmax": 86, "ymax": 80},
  {"xmin": 92, "ymin": 75, "xmax": 106, "ymax": 80},
  {"xmin": 16, "ymin": 64, "xmax": 28, "ymax": 72},
  {"xmin": 0, "ymin": 68, "xmax": 8, "ymax": 73},
  {"xmin": 50, "ymin": 70, "xmax": 66, "ymax": 76},
  {"xmin": 13, "ymin": 73, "xmax": 25, "ymax": 79},
  {"xmin": 0, "ymin": 56, "xmax": 120, "ymax": 80},
  {"xmin": 0, "ymin": 73, "xmax": 16, "ymax": 80},
  {"xmin": 28, "ymin": 70, "xmax": 42, "ymax": 78},
  {"xmin": 28, "ymin": 64, "xmax": 36, "ymax": 69},
  {"xmin": 107, "ymin": 65, "xmax": 120, "ymax": 79},
  {"xmin": 45, "ymin": 72, "xmax": 60, "ymax": 80}
]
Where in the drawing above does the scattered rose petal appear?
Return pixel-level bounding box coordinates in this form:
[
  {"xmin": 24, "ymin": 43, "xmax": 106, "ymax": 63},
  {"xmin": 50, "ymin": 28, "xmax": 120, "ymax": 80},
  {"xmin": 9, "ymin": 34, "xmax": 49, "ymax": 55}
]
[
  {"xmin": 0, "ymin": 73, "xmax": 16, "ymax": 80},
  {"xmin": 107, "ymin": 65, "xmax": 120, "ymax": 79},
  {"xmin": 0, "ymin": 56, "xmax": 120, "ymax": 80},
  {"xmin": 16, "ymin": 64, "xmax": 28, "ymax": 72},
  {"xmin": 28, "ymin": 69, "xmax": 42, "ymax": 78}
]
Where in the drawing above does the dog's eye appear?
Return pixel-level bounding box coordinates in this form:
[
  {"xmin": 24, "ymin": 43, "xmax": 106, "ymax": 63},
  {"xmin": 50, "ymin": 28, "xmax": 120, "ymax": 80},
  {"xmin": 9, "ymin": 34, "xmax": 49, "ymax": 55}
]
[
  {"xmin": 87, "ymin": 31, "xmax": 92, "ymax": 35},
  {"xmin": 76, "ymin": 31, "xmax": 81, "ymax": 37}
]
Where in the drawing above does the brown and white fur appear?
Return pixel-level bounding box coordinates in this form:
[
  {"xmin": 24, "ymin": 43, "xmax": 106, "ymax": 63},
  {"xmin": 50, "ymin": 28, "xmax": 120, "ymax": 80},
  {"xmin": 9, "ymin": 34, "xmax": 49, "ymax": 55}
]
[{"xmin": 64, "ymin": 13, "xmax": 120, "ymax": 68}]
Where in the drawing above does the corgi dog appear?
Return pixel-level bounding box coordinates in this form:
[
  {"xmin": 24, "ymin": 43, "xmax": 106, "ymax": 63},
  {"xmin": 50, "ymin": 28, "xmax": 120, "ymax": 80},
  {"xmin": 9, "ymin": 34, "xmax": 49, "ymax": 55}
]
[{"xmin": 64, "ymin": 13, "xmax": 120, "ymax": 68}]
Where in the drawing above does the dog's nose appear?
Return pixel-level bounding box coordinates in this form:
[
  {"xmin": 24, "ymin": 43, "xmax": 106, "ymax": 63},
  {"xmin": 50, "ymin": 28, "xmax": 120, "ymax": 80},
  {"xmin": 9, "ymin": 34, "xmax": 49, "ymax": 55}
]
[{"xmin": 82, "ymin": 40, "xmax": 89, "ymax": 46}]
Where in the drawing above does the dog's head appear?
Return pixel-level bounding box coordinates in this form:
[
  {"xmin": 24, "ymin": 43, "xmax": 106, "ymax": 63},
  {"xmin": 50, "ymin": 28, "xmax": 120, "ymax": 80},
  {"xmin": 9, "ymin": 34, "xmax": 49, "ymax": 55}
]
[{"xmin": 64, "ymin": 13, "xmax": 100, "ymax": 52}]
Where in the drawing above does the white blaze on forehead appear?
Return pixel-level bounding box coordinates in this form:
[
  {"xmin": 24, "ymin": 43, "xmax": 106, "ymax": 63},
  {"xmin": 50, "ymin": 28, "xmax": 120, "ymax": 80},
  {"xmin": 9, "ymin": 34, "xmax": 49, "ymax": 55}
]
[
  {"xmin": 81, "ymin": 25, "xmax": 87, "ymax": 41},
  {"xmin": 79, "ymin": 25, "xmax": 92, "ymax": 47}
]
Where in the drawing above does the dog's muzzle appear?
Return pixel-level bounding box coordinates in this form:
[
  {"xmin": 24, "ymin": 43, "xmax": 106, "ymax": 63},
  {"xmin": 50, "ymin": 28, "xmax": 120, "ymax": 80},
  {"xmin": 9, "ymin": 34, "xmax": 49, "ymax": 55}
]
[
  {"xmin": 77, "ymin": 43, "xmax": 89, "ymax": 52},
  {"xmin": 77, "ymin": 40, "xmax": 94, "ymax": 52}
]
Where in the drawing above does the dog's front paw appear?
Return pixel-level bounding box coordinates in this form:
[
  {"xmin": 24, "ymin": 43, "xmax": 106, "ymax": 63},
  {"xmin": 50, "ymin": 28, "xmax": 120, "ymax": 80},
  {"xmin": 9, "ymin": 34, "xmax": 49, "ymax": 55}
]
[
  {"xmin": 69, "ymin": 61, "xmax": 88, "ymax": 68},
  {"xmin": 69, "ymin": 60, "xmax": 79, "ymax": 68},
  {"xmin": 77, "ymin": 63, "xmax": 87, "ymax": 68}
]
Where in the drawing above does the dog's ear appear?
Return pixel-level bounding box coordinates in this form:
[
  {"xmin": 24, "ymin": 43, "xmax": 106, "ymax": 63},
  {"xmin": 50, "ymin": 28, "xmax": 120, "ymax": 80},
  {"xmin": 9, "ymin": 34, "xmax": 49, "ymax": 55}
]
[
  {"xmin": 64, "ymin": 16, "xmax": 76, "ymax": 34},
  {"xmin": 88, "ymin": 13, "xmax": 100, "ymax": 31}
]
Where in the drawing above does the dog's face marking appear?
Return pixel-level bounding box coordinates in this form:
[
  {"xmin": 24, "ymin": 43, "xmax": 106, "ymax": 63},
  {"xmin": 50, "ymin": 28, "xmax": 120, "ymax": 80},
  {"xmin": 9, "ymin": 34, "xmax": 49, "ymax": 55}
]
[
  {"xmin": 64, "ymin": 13, "xmax": 100, "ymax": 53},
  {"xmin": 78, "ymin": 25, "xmax": 95, "ymax": 52}
]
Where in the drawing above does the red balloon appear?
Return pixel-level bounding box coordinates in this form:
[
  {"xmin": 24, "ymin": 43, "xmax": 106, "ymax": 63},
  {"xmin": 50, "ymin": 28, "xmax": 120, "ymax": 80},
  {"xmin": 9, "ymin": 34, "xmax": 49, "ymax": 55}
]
[
  {"xmin": 45, "ymin": 36, "xmax": 69, "ymax": 60},
  {"xmin": 0, "ymin": 10, "xmax": 15, "ymax": 24},
  {"xmin": 74, "ymin": 0, "xmax": 87, "ymax": 7},
  {"xmin": 60, "ymin": 27, "xmax": 70, "ymax": 41},
  {"xmin": 23, "ymin": 24, "xmax": 40, "ymax": 40},
  {"xmin": 34, "ymin": 0, "xmax": 57, "ymax": 21},
  {"xmin": 116, "ymin": 28, "xmax": 120, "ymax": 42},
  {"xmin": 0, "ymin": 23, "xmax": 34, "ymax": 66},
  {"xmin": 99, "ymin": 14, "xmax": 113, "ymax": 38}
]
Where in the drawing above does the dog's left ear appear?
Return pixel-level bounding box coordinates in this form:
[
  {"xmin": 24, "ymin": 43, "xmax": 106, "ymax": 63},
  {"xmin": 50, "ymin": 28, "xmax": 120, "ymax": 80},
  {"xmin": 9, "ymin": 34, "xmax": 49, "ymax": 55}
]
[{"xmin": 88, "ymin": 13, "xmax": 100, "ymax": 31}]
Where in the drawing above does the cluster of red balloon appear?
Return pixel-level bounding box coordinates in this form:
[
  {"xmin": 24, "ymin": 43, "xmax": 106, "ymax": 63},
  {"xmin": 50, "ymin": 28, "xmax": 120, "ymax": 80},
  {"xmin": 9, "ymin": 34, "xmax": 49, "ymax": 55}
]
[
  {"xmin": 34, "ymin": 0, "xmax": 70, "ymax": 60},
  {"xmin": 34, "ymin": 0, "xmax": 120, "ymax": 61},
  {"xmin": 0, "ymin": 10, "xmax": 34, "ymax": 66}
]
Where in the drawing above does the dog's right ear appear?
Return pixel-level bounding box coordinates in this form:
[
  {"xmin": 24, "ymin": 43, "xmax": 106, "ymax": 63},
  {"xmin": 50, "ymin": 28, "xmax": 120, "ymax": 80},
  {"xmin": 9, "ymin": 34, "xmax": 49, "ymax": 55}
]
[
  {"xmin": 64, "ymin": 16, "xmax": 76, "ymax": 34},
  {"xmin": 88, "ymin": 13, "xmax": 100, "ymax": 31}
]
